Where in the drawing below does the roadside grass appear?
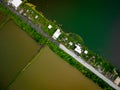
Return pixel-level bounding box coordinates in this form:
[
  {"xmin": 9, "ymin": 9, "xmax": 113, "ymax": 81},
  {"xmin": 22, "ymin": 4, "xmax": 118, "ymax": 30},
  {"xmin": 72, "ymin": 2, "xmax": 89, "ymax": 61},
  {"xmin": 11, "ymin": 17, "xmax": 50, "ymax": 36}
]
[
  {"xmin": 0, "ymin": 1, "xmax": 118, "ymax": 90},
  {"xmin": 0, "ymin": 13, "xmax": 11, "ymax": 29}
]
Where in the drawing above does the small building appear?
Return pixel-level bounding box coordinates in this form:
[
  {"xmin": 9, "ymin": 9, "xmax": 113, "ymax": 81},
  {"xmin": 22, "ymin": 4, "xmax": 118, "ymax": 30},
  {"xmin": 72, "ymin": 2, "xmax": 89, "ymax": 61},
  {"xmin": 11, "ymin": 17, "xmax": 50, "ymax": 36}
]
[
  {"xmin": 114, "ymin": 76, "xmax": 120, "ymax": 86},
  {"xmin": 23, "ymin": 13, "xmax": 26, "ymax": 16},
  {"xmin": 48, "ymin": 24, "xmax": 52, "ymax": 29},
  {"xmin": 74, "ymin": 44, "xmax": 82, "ymax": 54},
  {"xmin": 84, "ymin": 50, "xmax": 88, "ymax": 54},
  {"xmin": 8, "ymin": 0, "xmax": 22, "ymax": 10},
  {"xmin": 35, "ymin": 15, "xmax": 38, "ymax": 19},
  {"xmin": 69, "ymin": 42, "xmax": 73, "ymax": 46},
  {"xmin": 52, "ymin": 29, "xmax": 61, "ymax": 40},
  {"xmin": 28, "ymin": 17, "xmax": 31, "ymax": 20},
  {"xmin": 19, "ymin": 9, "xmax": 23, "ymax": 14},
  {"xmin": 97, "ymin": 65, "xmax": 103, "ymax": 73},
  {"xmin": 27, "ymin": 9, "xmax": 29, "ymax": 12}
]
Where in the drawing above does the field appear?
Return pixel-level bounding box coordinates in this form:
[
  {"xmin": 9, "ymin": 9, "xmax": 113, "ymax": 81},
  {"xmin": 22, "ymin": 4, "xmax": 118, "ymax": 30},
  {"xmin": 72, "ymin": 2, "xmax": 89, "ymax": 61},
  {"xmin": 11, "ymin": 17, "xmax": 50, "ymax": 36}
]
[
  {"xmin": 0, "ymin": 12, "xmax": 7, "ymax": 28},
  {"xmin": 0, "ymin": 20, "xmax": 40, "ymax": 90},
  {"xmin": 0, "ymin": 12, "xmax": 6, "ymax": 24},
  {"xmin": 9, "ymin": 46, "xmax": 102, "ymax": 90}
]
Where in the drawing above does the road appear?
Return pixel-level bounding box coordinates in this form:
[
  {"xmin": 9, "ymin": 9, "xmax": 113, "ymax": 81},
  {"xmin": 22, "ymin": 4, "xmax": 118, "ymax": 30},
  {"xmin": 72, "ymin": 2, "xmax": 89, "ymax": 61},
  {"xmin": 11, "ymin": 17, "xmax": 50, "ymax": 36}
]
[
  {"xmin": 59, "ymin": 44, "xmax": 120, "ymax": 90},
  {"xmin": 0, "ymin": 0, "xmax": 59, "ymax": 46},
  {"xmin": 0, "ymin": 1, "xmax": 120, "ymax": 90}
]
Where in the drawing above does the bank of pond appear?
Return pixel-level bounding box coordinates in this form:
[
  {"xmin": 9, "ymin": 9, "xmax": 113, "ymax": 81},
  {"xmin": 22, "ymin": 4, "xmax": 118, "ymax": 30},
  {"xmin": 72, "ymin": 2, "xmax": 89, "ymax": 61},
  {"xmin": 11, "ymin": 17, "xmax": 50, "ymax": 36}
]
[
  {"xmin": 0, "ymin": 18, "xmax": 102, "ymax": 90},
  {"xmin": 8, "ymin": 46, "xmax": 102, "ymax": 90},
  {"xmin": 0, "ymin": 20, "xmax": 40, "ymax": 90},
  {"xmin": 0, "ymin": 1, "xmax": 119, "ymax": 90}
]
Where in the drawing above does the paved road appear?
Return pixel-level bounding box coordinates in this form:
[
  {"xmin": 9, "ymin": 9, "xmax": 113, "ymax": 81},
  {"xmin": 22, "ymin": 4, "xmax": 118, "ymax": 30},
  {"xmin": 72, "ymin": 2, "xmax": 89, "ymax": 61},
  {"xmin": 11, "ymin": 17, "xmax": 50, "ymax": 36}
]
[
  {"xmin": 59, "ymin": 44, "xmax": 120, "ymax": 90},
  {"xmin": 0, "ymin": 0, "xmax": 59, "ymax": 46},
  {"xmin": 1, "ymin": 1, "xmax": 120, "ymax": 90}
]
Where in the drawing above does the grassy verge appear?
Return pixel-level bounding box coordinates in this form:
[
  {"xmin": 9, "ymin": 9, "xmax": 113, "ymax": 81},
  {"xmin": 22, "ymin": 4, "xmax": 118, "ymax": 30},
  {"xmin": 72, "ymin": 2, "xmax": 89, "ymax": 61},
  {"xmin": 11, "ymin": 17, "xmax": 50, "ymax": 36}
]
[
  {"xmin": 0, "ymin": 1, "xmax": 118, "ymax": 90},
  {"xmin": 0, "ymin": 3, "xmax": 48, "ymax": 90},
  {"xmin": 0, "ymin": 3, "xmax": 47, "ymax": 45},
  {"xmin": 47, "ymin": 41, "xmax": 114, "ymax": 90},
  {"xmin": 0, "ymin": 13, "xmax": 10, "ymax": 29}
]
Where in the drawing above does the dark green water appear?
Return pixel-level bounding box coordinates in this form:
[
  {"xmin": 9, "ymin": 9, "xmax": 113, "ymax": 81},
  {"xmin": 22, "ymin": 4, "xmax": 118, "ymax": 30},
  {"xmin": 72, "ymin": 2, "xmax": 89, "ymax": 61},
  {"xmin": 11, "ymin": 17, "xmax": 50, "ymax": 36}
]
[{"xmin": 28, "ymin": 0, "xmax": 120, "ymax": 69}]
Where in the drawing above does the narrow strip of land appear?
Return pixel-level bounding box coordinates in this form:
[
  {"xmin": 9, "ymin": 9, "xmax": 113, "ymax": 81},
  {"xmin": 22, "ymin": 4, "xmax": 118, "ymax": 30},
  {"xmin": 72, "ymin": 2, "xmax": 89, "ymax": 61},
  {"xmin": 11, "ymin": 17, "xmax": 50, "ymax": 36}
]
[
  {"xmin": 0, "ymin": 1, "xmax": 120, "ymax": 90},
  {"xmin": 59, "ymin": 44, "xmax": 120, "ymax": 90}
]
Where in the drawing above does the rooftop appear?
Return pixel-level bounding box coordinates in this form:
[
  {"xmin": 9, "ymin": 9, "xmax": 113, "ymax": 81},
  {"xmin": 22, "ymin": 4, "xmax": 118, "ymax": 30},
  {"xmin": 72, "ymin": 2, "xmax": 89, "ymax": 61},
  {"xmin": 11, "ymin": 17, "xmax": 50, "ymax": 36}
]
[
  {"xmin": 69, "ymin": 42, "xmax": 73, "ymax": 46},
  {"xmin": 48, "ymin": 24, "xmax": 52, "ymax": 29},
  {"xmin": 84, "ymin": 50, "xmax": 88, "ymax": 54},
  {"xmin": 114, "ymin": 76, "xmax": 120, "ymax": 86},
  {"xmin": 35, "ymin": 15, "xmax": 38, "ymax": 19},
  {"xmin": 74, "ymin": 44, "xmax": 82, "ymax": 54},
  {"xmin": 8, "ymin": 0, "xmax": 22, "ymax": 9},
  {"xmin": 52, "ymin": 29, "xmax": 61, "ymax": 40}
]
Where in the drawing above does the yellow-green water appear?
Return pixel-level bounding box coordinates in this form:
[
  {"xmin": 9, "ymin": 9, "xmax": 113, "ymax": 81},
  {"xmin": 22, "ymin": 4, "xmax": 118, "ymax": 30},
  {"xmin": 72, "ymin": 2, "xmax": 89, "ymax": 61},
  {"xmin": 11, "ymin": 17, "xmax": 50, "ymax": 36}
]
[
  {"xmin": 0, "ymin": 20, "xmax": 40, "ymax": 90},
  {"xmin": 9, "ymin": 46, "xmax": 102, "ymax": 90}
]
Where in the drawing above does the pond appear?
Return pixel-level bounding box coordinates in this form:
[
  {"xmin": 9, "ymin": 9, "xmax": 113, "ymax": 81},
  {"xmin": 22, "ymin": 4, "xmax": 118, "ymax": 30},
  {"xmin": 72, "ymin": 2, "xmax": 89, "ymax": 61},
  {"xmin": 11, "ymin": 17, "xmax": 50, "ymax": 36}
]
[
  {"xmin": 28, "ymin": 0, "xmax": 120, "ymax": 69},
  {"xmin": 0, "ymin": 20, "xmax": 40, "ymax": 90},
  {"xmin": 9, "ymin": 46, "xmax": 102, "ymax": 90}
]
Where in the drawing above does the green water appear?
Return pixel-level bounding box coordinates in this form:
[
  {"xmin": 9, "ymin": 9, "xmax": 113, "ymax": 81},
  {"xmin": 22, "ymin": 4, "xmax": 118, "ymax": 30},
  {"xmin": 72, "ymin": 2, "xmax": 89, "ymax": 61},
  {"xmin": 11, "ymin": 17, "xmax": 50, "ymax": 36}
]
[{"xmin": 28, "ymin": 0, "xmax": 120, "ymax": 69}]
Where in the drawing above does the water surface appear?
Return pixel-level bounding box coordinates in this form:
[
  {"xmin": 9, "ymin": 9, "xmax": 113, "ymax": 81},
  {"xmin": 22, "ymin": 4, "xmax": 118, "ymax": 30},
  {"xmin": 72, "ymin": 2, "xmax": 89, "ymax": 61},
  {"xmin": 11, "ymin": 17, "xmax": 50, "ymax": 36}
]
[
  {"xmin": 0, "ymin": 12, "xmax": 6, "ymax": 24},
  {"xmin": 9, "ymin": 46, "xmax": 102, "ymax": 90},
  {"xmin": 0, "ymin": 20, "xmax": 40, "ymax": 89},
  {"xmin": 28, "ymin": 0, "xmax": 120, "ymax": 69}
]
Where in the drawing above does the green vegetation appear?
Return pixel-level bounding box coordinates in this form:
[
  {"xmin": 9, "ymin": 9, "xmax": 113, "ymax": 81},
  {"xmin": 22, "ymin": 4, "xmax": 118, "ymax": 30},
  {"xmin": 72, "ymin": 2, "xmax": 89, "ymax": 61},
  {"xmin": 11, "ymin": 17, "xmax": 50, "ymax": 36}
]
[
  {"xmin": 0, "ymin": 15, "xmax": 10, "ymax": 29},
  {"xmin": 20, "ymin": 3, "xmax": 58, "ymax": 36},
  {"xmin": 0, "ymin": 4, "xmax": 10, "ymax": 29},
  {"xmin": 12, "ymin": 15, "xmax": 47, "ymax": 44},
  {"xmin": 67, "ymin": 33, "xmax": 83, "ymax": 43},
  {"xmin": 0, "ymin": 12, "xmax": 6, "ymax": 24},
  {"xmin": 0, "ymin": 3, "xmax": 47, "ymax": 45},
  {"xmin": 47, "ymin": 41, "xmax": 114, "ymax": 90},
  {"xmin": 23, "ymin": 1, "xmax": 120, "ymax": 89},
  {"xmin": 0, "ymin": 1, "xmax": 120, "ymax": 90}
]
